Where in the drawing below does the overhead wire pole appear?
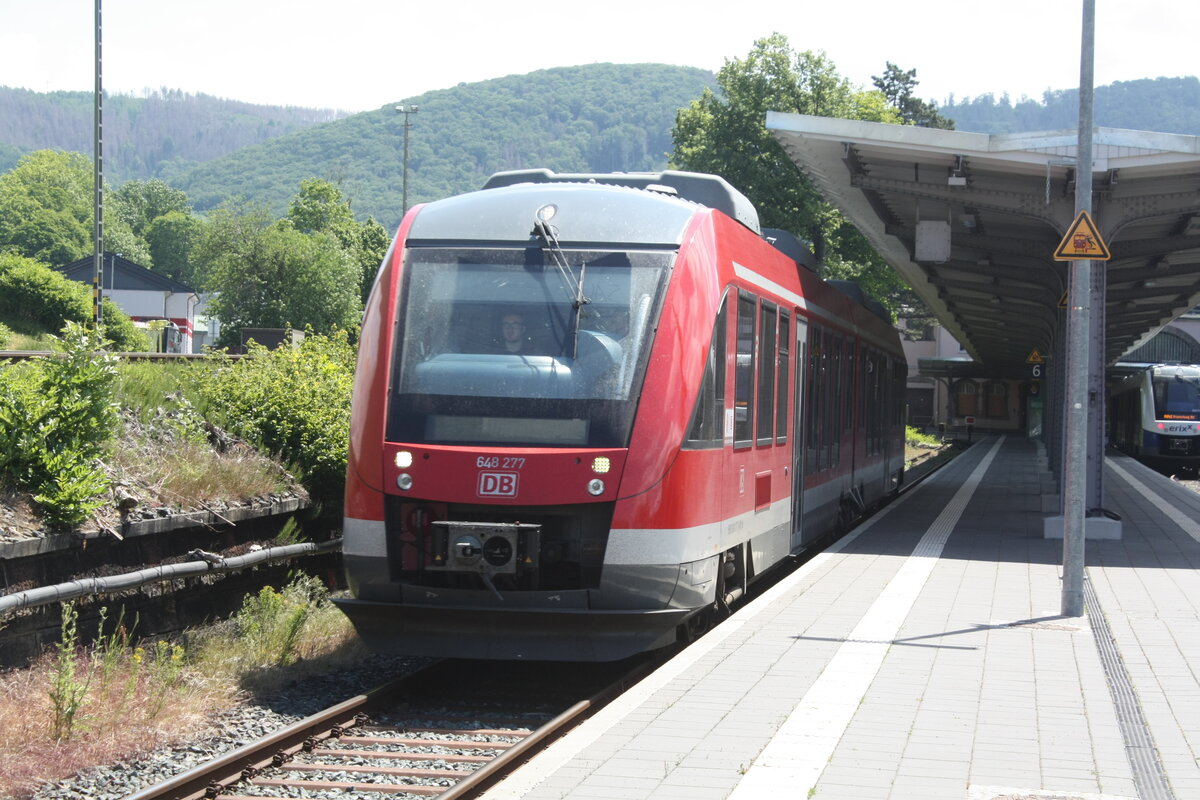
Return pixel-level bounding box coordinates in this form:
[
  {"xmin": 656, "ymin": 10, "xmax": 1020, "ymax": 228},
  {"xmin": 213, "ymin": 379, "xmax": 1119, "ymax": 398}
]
[
  {"xmin": 396, "ymin": 105, "xmax": 418, "ymax": 216},
  {"xmin": 1062, "ymin": 0, "xmax": 1095, "ymax": 618},
  {"xmin": 92, "ymin": 0, "xmax": 104, "ymax": 330}
]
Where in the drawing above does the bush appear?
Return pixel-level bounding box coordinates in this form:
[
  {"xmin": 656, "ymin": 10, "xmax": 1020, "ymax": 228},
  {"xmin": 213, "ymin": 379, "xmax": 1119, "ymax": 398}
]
[
  {"xmin": 0, "ymin": 252, "xmax": 148, "ymax": 351},
  {"xmin": 905, "ymin": 425, "xmax": 941, "ymax": 448},
  {"xmin": 198, "ymin": 330, "xmax": 355, "ymax": 508},
  {"xmin": 0, "ymin": 321, "xmax": 10, "ymax": 349},
  {"xmin": 0, "ymin": 322, "xmax": 119, "ymax": 527}
]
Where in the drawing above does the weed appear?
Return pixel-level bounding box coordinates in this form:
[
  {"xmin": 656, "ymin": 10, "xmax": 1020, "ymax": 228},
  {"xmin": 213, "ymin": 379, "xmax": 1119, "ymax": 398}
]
[
  {"xmin": 48, "ymin": 602, "xmax": 92, "ymax": 742},
  {"xmin": 234, "ymin": 575, "xmax": 323, "ymax": 668},
  {"xmin": 92, "ymin": 606, "xmax": 136, "ymax": 694}
]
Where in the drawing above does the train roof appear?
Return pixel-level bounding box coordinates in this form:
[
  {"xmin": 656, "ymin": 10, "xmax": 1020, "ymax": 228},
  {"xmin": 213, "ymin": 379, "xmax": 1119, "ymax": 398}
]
[
  {"xmin": 408, "ymin": 180, "xmax": 698, "ymax": 247},
  {"xmin": 483, "ymin": 169, "xmax": 761, "ymax": 234}
]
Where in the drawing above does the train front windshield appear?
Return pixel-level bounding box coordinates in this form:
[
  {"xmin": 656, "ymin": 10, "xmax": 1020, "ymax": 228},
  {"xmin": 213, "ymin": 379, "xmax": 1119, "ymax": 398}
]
[
  {"xmin": 1153, "ymin": 371, "xmax": 1200, "ymax": 421},
  {"xmin": 387, "ymin": 247, "xmax": 672, "ymax": 448}
]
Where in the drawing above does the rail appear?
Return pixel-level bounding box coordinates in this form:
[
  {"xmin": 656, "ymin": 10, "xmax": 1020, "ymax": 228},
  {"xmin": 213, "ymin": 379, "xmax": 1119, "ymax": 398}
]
[
  {"xmin": 125, "ymin": 656, "xmax": 656, "ymax": 800},
  {"xmin": 0, "ymin": 350, "xmax": 241, "ymax": 361}
]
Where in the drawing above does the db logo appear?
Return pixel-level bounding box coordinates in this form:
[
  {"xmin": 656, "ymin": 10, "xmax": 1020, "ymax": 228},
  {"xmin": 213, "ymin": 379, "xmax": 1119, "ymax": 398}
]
[{"xmin": 478, "ymin": 471, "xmax": 519, "ymax": 497}]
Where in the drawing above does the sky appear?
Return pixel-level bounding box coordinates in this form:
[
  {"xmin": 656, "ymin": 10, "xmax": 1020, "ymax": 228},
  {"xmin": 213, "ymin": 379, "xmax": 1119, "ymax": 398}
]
[{"xmin": 1, "ymin": 0, "xmax": 1196, "ymax": 114}]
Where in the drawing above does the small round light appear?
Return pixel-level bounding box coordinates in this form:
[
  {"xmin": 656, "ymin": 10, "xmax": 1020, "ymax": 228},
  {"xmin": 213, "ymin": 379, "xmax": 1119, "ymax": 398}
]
[
  {"xmin": 397, "ymin": 473, "xmax": 413, "ymax": 491},
  {"xmin": 587, "ymin": 478, "xmax": 605, "ymax": 496},
  {"xmin": 591, "ymin": 456, "xmax": 611, "ymax": 474},
  {"xmin": 394, "ymin": 450, "xmax": 414, "ymax": 468},
  {"xmin": 536, "ymin": 203, "xmax": 558, "ymax": 223}
]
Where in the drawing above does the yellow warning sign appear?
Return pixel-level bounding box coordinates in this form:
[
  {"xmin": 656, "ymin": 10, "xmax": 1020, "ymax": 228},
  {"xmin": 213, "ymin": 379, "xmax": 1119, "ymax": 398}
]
[
  {"xmin": 1026, "ymin": 348, "xmax": 1045, "ymax": 364},
  {"xmin": 1054, "ymin": 211, "xmax": 1110, "ymax": 261}
]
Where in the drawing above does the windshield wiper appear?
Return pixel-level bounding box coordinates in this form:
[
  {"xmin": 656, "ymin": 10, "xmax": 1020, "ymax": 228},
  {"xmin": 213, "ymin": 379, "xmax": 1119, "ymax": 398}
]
[{"xmin": 532, "ymin": 204, "xmax": 589, "ymax": 356}]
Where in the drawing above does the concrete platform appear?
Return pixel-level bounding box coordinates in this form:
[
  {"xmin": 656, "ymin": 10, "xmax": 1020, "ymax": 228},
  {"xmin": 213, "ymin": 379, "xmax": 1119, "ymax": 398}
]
[{"xmin": 481, "ymin": 436, "xmax": 1200, "ymax": 800}]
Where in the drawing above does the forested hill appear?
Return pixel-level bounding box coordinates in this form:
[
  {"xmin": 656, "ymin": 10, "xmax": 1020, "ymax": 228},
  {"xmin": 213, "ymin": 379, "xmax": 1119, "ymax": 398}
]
[
  {"xmin": 170, "ymin": 63, "xmax": 715, "ymax": 231},
  {"xmin": 939, "ymin": 76, "xmax": 1200, "ymax": 134},
  {"xmin": 0, "ymin": 87, "xmax": 346, "ymax": 181}
]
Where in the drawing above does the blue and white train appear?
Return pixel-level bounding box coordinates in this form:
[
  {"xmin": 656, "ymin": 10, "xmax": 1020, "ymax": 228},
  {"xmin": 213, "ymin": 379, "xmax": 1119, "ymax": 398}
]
[{"xmin": 1110, "ymin": 363, "xmax": 1200, "ymax": 473}]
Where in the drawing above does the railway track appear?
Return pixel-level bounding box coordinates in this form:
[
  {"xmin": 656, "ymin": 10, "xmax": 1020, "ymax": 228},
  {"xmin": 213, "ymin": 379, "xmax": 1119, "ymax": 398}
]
[{"xmin": 127, "ymin": 658, "xmax": 661, "ymax": 800}]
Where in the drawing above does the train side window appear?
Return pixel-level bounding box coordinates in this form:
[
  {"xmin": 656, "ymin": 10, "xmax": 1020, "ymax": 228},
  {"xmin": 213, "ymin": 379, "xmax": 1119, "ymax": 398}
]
[
  {"xmin": 830, "ymin": 335, "xmax": 842, "ymax": 466},
  {"xmin": 756, "ymin": 302, "xmax": 777, "ymax": 446},
  {"xmin": 734, "ymin": 292, "xmax": 756, "ymax": 448},
  {"xmin": 842, "ymin": 339, "xmax": 855, "ymax": 440},
  {"xmin": 821, "ymin": 328, "xmax": 832, "ymax": 469},
  {"xmin": 873, "ymin": 350, "xmax": 884, "ymax": 455},
  {"xmin": 684, "ymin": 294, "xmax": 729, "ymax": 449},
  {"xmin": 806, "ymin": 325, "xmax": 822, "ymax": 473},
  {"xmin": 775, "ymin": 312, "xmax": 789, "ymax": 443}
]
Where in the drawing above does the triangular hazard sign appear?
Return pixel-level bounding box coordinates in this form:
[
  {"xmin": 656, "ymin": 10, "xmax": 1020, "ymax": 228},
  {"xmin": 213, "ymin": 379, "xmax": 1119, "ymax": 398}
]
[
  {"xmin": 1054, "ymin": 211, "xmax": 1110, "ymax": 261},
  {"xmin": 1026, "ymin": 348, "xmax": 1045, "ymax": 364}
]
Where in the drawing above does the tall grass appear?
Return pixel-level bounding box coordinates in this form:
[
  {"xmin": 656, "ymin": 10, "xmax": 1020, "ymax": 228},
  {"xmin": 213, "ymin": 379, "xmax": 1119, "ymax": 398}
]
[
  {"xmin": 0, "ymin": 575, "xmax": 362, "ymax": 800},
  {"xmin": 109, "ymin": 359, "xmax": 296, "ymax": 509}
]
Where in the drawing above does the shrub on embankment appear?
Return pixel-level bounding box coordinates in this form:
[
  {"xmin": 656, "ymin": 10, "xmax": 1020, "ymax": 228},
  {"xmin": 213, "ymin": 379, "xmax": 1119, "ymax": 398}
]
[
  {"xmin": 0, "ymin": 252, "xmax": 148, "ymax": 352},
  {"xmin": 193, "ymin": 329, "xmax": 355, "ymax": 511},
  {"xmin": 0, "ymin": 323, "xmax": 119, "ymax": 528},
  {"xmin": 0, "ymin": 327, "xmax": 354, "ymax": 533}
]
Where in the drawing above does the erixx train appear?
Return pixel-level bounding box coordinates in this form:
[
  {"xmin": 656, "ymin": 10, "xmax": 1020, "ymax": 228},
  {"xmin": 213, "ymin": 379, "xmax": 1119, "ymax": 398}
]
[
  {"xmin": 335, "ymin": 170, "xmax": 907, "ymax": 661},
  {"xmin": 1110, "ymin": 363, "xmax": 1200, "ymax": 474}
]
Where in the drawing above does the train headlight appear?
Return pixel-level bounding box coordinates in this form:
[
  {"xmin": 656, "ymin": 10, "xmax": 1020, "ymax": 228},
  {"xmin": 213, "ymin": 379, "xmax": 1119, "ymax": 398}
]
[
  {"xmin": 591, "ymin": 456, "xmax": 611, "ymax": 474},
  {"xmin": 397, "ymin": 473, "xmax": 414, "ymax": 491},
  {"xmin": 394, "ymin": 450, "xmax": 414, "ymax": 468},
  {"xmin": 587, "ymin": 478, "xmax": 605, "ymax": 496}
]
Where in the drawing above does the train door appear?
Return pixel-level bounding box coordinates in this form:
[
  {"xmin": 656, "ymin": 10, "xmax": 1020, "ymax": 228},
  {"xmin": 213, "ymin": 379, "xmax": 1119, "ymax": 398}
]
[{"xmin": 790, "ymin": 317, "xmax": 809, "ymax": 550}]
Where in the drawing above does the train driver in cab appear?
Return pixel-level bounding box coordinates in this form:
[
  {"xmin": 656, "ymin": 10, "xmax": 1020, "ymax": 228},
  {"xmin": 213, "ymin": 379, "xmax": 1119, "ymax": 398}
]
[{"xmin": 497, "ymin": 311, "xmax": 530, "ymax": 353}]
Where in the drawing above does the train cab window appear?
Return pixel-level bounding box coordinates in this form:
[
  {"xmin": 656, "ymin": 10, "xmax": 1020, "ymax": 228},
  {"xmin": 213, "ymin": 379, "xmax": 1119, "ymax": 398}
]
[
  {"xmin": 756, "ymin": 303, "xmax": 777, "ymax": 446},
  {"xmin": 775, "ymin": 312, "xmax": 789, "ymax": 443},
  {"xmin": 387, "ymin": 247, "xmax": 671, "ymax": 448},
  {"xmin": 734, "ymin": 292, "xmax": 756, "ymax": 448},
  {"xmin": 1153, "ymin": 371, "xmax": 1200, "ymax": 419},
  {"xmin": 684, "ymin": 294, "xmax": 729, "ymax": 448}
]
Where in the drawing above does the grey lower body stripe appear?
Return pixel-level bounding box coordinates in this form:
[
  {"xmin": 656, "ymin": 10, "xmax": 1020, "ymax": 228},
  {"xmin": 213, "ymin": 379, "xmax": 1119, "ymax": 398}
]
[{"xmin": 1083, "ymin": 575, "xmax": 1176, "ymax": 800}]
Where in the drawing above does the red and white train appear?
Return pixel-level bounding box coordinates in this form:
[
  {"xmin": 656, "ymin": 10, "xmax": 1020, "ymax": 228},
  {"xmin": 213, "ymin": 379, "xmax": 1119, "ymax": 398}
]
[{"xmin": 335, "ymin": 170, "xmax": 906, "ymax": 661}]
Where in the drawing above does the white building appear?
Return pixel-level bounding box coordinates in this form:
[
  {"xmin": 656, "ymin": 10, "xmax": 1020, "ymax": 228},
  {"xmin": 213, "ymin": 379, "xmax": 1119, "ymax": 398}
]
[{"xmin": 59, "ymin": 253, "xmax": 200, "ymax": 353}]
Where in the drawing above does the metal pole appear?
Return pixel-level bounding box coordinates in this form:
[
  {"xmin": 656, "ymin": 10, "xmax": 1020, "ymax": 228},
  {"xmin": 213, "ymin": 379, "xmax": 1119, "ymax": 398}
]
[
  {"xmin": 396, "ymin": 105, "xmax": 418, "ymax": 215},
  {"xmin": 92, "ymin": 0, "xmax": 104, "ymax": 329},
  {"xmin": 1062, "ymin": 0, "xmax": 1095, "ymax": 618}
]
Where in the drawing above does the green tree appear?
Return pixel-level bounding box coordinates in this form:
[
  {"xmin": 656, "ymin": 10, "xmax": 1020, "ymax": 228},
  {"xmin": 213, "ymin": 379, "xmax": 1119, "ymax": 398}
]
[
  {"xmin": 287, "ymin": 178, "xmax": 356, "ymax": 245},
  {"xmin": 112, "ymin": 179, "xmax": 193, "ymax": 236},
  {"xmin": 671, "ymin": 34, "xmax": 896, "ymax": 263},
  {"xmin": 872, "ymin": 63, "xmax": 956, "ymax": 129},
  {"xmin": 145, "ymin": 210, "xmax": 203, "ymax": 286},
  {"xmin": 0, "ymin": 149, "xmax": 151, "ymax": 266},
  {"xmin": 286, "ymin": 178, "xmax": 392, "ymax": 305},
  {"xmin": 357, "ymin": 217, "xmax": 391, "ymax": 303},
  {"xmin": 0, "ymin": 150, "xmax": 93, "ymax": 263},
  {"xmin": 200, "ymin": 204, "xmax": 362, "ymax": 347}
]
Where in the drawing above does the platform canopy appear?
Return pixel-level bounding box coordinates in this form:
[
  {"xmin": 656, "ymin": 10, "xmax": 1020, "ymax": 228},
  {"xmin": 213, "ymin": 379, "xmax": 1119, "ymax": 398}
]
[{"xmin": 767, "ymin": 113, "xmax": 1200, "ymax": 378}]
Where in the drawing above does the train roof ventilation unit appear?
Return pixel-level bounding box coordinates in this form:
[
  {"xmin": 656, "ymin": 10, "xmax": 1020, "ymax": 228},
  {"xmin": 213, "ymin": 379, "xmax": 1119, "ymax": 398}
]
[
  {"xmin": 762, "ymin": 228, "xmax": 817, "ymax": 273},
  {"xmin": 483, "ymin": 169, "xmax": 761, "ymax": 234}
]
